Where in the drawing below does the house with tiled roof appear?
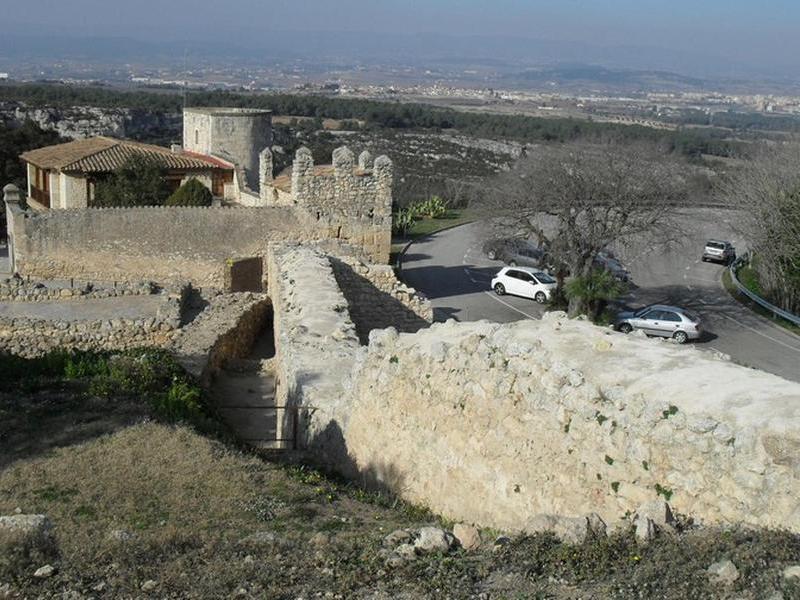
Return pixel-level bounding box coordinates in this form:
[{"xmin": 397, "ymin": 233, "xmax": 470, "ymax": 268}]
[{"xmin": 20, "ymin": 136, "xmax": 234, "ymax": 209}]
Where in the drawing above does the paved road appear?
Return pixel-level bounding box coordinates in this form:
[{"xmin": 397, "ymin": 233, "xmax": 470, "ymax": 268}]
[{"xmin": 401, "ymin": 209, "xmax": 800, "ymax": 383}]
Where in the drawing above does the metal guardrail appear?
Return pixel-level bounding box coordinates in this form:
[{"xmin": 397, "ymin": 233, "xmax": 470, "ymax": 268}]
[{"xmin": 729, "ymin": 254, "xmax": 800, "ymax": 327}]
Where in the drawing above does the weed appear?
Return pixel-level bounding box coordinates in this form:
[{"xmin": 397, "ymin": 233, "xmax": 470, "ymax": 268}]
[
  {"xmin": 655, "ymin": 483, "xmax": 673, "ymax": 501},
  {"xmin": 605, "ymin": 455, "xmax": 615, "ymax": 466},
  {"xmin": 662, "ymin": 405, "xmax": 679, "ymax": 419},
  {"xmin": 611, "ymin": 482, "xmax": 621, "ymax": 493},
  {"xmin": 596, "ymin": 412, "xmax": 609, "ymax": 425}
]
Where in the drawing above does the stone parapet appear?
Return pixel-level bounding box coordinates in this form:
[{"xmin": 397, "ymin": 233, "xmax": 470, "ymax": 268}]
[{"xmin": 344, "ymin": 314, "xmax": 800, "ymax": 533}]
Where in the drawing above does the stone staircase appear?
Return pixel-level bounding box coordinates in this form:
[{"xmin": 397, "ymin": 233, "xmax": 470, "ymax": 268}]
[{"xmin": 210, "ymin": 326, "xmax": 287, "ymax": 450}]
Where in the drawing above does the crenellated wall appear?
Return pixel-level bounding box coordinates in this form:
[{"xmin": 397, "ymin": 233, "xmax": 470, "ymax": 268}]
[{"xmin": 4, "ymin": 144, "xmax": 394, "ymax": 285}]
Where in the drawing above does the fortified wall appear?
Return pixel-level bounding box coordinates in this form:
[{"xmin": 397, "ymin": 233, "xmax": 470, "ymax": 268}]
[
  {"xmin": 264, "ymin": 246, "xmax": 800, "ymax": 534},
  {"xmin": 3, "ymin": 145, "xmax": 393, "ymax": 287}
]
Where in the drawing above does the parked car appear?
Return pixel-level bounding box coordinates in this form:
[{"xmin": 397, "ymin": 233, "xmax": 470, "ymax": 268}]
[
  {"xmin": 614, "ymin": 304, "xmax": 702, "ymax": 344},
  {"xmin": 483, "ymin": 238, "xmax": 547, "ymax": 268},
  {"xmin": 491, "ymin": 267, "xmax": 557, "ymax": 303},
  {"xmin": 702, "ymin": 240, "xmax": 736, "ymax": 264},
  {"xmin": 594, "ymin": 251, "xmax": 631, "ymax": 282}
]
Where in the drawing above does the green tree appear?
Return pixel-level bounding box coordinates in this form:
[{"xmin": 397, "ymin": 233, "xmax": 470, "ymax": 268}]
[
  {"xmin": 93, "ymin": 155, "xmax": 169, "ymax": 207},
  {"xmin": 565, "ymin": 269, "xmax": 626, "ymax": 323},
  {"xmin": 165, "ymin": 178, "xmax": 213, "ymax": 206}
]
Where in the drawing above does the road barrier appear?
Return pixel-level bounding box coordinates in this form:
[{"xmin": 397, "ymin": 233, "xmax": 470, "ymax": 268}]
[{"xmin": 729, "ymin": 254, "xmax": 800, "ymax": 327}]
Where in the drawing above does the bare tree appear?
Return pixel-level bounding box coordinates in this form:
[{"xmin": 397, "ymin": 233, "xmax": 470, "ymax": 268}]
[
  {"xmin": 719, "ymin": 143, "xmax": 800, "ymax": 313},
  {"xmin": 482, "ymin": 142, "xmax": 688, "ymax": 316}
]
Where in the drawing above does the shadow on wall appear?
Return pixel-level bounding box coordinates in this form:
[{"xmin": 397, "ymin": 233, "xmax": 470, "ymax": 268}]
[
  {"xmin": 303, "ymin": 419, "xmax": 407, "ymax": 496},
  {"xmin": 330, "ymin": 258, "xmax": 430, "ymax": 345}
]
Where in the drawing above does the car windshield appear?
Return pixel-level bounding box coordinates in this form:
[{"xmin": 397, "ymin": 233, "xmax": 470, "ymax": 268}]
[
  {"xmin": 683, "ymin": 311, "xmax": 700, "ymax": 322},
  {"xmin": 707, "ymin": 241, "xmax": 725, "ymax": 250},
  {"xmin": 534, "ymin": 272, "xmax": 555, "ymax": 284},
  {"xmin": 633, "ymin": 307, "xmax": 651, "ymax": 317}
]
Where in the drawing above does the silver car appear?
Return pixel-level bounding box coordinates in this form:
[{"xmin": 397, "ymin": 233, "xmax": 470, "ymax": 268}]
[{"xmin": 614, "ymin": 304, "xmax": 702, "ymax": 344}]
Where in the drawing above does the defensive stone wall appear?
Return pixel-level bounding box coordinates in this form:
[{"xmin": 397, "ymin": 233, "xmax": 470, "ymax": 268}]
[
  {"xmin": 0, "ymin": 285, "xmax": 187, "ymax": 357},
  {"xmin": 343, "ymin": 314, "xmax": 800, "ymax": 533},
  {"xmin": 8, "ymin": 206, "xmax": 314, "ymax": 287},
  {"xmin": 171, "ymin": 292, "xmax": 271, "ymax": 385},
  {"xmin": 266, "ymin": 243, "xmax": 360, "ymax": 466},
  {"xmin": 330, "ymin": 255, "xmax": 432, "ymax": 344},
  {"xmin": 0, "ymin": 278, "xmax": 156, "ymax": 302}
]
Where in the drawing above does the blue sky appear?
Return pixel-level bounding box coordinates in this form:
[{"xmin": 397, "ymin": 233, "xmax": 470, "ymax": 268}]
[{"xmin": 4, "ymin": 0, "xmax": 799, "ymax": 72}]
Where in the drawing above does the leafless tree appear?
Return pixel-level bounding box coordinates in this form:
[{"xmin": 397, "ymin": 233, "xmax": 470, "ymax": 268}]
[
  {"xmin": 481, "ymin": 142, "xmax": 688, "ymax": 316},
  {"xmin": 719, "ymin": 142, "xmax": 800, "ymax": 313}
]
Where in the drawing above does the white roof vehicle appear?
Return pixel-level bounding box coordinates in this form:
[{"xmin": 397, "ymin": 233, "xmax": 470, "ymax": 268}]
[{"xmin": 490, "ymin": 266, "xmax": 557, "ymax": 303}]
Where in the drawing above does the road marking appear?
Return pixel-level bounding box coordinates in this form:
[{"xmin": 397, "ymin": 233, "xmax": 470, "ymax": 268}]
[
  {"xmin": 717, "ymin": 313, "xmax": 800, "ymax": 353},
  {"xmin": 483, "ymin": 291, "xmax": 539, "ymax": 320}
]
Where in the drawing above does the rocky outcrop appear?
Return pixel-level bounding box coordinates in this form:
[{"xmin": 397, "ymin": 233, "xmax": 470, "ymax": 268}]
[{"xmin": 0, "ymin": 101, "xmax": 181, "ymax": 141}]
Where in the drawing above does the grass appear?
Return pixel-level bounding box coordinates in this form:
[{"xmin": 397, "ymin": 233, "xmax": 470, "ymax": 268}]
[
  {"xmin": 3, "ymin": 351, "xmax": 800, "ymax": 598},
  {"xmin": 722, "ymin": 269, "xmax": 800, "ymax": 336}
]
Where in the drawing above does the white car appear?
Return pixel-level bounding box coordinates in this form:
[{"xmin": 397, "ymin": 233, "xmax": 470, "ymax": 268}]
[{"xmin": 491, "ymin": 266, "xmax": 557, "ymax": 303}]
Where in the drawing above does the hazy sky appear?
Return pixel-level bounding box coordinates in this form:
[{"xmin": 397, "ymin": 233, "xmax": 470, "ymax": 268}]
[{"xmin": 4, "ymin": 0, "xmax": 799, "ymax": 71}]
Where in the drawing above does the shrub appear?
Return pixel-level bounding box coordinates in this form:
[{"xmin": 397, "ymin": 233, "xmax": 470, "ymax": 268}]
[
  {"xmin": 392, "ymin": 208, "xmax": 415, "ymax": 236},
  {"xmin": 565, "ymin": 269, "xmax": 626, "ymax": 322},
  {"xmin": 93, "ymin": 155, "xmax": 170, "ymax": 207},
  {"xmin": 165, "ymin": 178, "xmax": 214, "ymax": 207}
]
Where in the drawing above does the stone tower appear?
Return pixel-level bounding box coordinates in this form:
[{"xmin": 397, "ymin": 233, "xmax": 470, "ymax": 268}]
[{"xmin": 183, "ymin": 107, "xmax": 272, "ymax": 191}]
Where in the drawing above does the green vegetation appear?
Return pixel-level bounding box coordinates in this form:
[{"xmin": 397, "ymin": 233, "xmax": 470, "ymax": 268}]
[
  {"xmin": 0, "ymin": 121, "xmax": 62, "ymax": 191},
  {"xmin": 0, "ymin": 348, "xmax": 206, "ymax": 424},
  {"xmin": 722, "ymin": 269, "xmax": 800, "ymax": 335},
  {"xmin": 0, "ymin": 83, "xmax": 746, "ymax": 160},
  {"xmin": 566, "ymin": 269, "xmax": 628, "ymax": 323},
  {"xmin": 165, "ymin": 177, "xmax": 214, "ymax": 206},
  {"xmin": 93, "ymin": 155, "xmax": 170, "ymax": 207}
]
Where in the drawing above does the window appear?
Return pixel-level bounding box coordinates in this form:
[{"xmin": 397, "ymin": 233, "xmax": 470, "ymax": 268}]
[
  {"xmin": 661, "ymin": 311, "xmax": 682, "ymax": 322},
  {"xmin": 195, "ymin": 130, "xmax": 199, "ymax": 145}
]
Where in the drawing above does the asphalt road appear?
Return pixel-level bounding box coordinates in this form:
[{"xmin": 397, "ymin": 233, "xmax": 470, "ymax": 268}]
[{"xmin": 400, "ymin": 209, "xmax": 800, "ymax": 383}]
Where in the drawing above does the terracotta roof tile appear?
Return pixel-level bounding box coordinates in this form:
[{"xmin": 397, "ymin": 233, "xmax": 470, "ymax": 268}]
[{"xmin": 21, "ymin": 137, "xmax": 228, "ymax": 173}]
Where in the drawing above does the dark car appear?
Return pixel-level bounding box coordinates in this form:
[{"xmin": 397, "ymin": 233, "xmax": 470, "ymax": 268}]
[{"xmin": 483, "ymin": 238, "xmax": 547, "ymax": 268}]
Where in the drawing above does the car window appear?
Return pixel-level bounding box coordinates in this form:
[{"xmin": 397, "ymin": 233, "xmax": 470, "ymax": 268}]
[
  {"xmin": 642, "ymin": 310, "xmax": 663, "ymax": 320},
  {"xmin": 506, "ymin": 270, "xmax": 521, "ymax": 279},
  {"xmin": 707, "ymin": 241, "xmax": 725, "ymax": 250},
  {"xmin": 661, "ymin": 311, "xmax": 681, "ymax": 322},
  {"xmin": 517, "ymin": 272, "xmax": 533, "ymax": 282},
  {"xmin": 534, "ymin": 272, "xmax": 556, "ymax": 284}
]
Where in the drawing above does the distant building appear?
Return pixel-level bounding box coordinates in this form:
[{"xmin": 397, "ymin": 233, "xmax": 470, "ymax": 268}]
[
  {"xmin": 0, "ymin": 73, "xmax": 9, "ymax": 81},
  {"xmin": 20, "ymin": 137, "xmax": 233, "ymax": 210}
]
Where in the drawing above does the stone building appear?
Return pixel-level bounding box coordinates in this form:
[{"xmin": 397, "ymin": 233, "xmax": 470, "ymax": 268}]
[
  {"xmin": 20, "ymin": 136, "xmax": 233, "ymax": 210},
  {"xmin": 182, "ymin": 107, "xmax": 272, "ymax": 202}
]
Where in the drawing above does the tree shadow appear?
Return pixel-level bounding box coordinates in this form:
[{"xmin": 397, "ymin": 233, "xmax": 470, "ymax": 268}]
[{"xmin": 401, "ymin": 263, "xmax": 501, "ymax": 300}]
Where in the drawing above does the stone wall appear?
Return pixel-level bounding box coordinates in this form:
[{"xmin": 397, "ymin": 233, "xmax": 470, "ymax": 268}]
[
  {"xmin": 343, "ymin": 314, "xmax": 800, "ymax": 533},
  {"xmin": 266, "ymin": 243, "xmax": 360, "ymax": 467},
  {"xmin": 0, "ymin": 278, "xmax": 156, "ymax": 302},
  {"xmin": 330, "ymin": 256, "xmax": 432, "ymax": 344},
  {"xmin": 283, "ymin": 147, "xmax": 393, "ymax": 264},
  {"xmin": 10, "ymin": 206, "xmax": 310, "ymax": 287},
  {"xmin": 0, "ymin": 286, "xmax": 186, "ymax": 357},
  {"xmin": 171, "ymin": 292, "xmax": 271, "ymax": 385}
]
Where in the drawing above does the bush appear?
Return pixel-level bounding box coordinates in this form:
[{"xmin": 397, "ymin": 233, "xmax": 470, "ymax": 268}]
[
  {"xmin": 565, "ymin": 269, "xmax": 626, "ymax": 322},
  {"xmin": 165, "ymin": 178, "xmax": 214, "ymax": 207},
  {"xmin": 93, "ymin": 155, "xmax": 170, "ymax": 207},
  {"xmin": 392, "ymin": 208, "xmax": 415, "ymax": 236}
]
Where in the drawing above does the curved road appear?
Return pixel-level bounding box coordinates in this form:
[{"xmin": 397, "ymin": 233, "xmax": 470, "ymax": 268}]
[{"xmin": 401, "ymin": 209, "xmax": 800, "ymax": 383}]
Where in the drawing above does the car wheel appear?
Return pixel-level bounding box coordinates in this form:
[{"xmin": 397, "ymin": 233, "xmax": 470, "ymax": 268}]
[
  {"xmin": 618, "ymin": 323, "xmax": 633, "ymax": 334},
  {"xmin": 673, "ymin": 331, "xmax": 688, "ymax": 344},
  {"xmin": 508, "ymin": 261, "xmax": 517, "ymax": 267},
  {"xmin": 534, "ymin": 291, "xmax": 547, "ymax": 303},
  {"xmin": 494, "ymin": 283, "xmax": 506, "ymax": 296},
  {"xmin": 487, "ymin": 250, "xmax": 497, "ymax": 260},
  {"xmin": 701, "ymin": 257, "xmax": 707, "ymax": 262}
]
